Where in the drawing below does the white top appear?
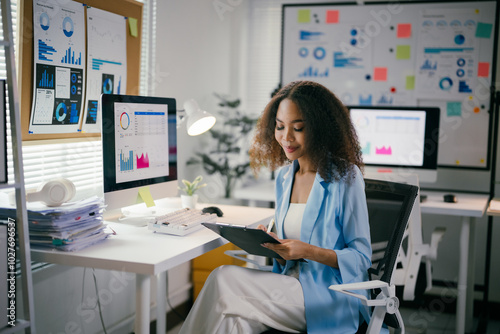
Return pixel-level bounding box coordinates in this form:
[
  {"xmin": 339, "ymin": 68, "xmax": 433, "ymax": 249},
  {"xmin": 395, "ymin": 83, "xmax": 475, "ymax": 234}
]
[{"xmin": 284, "ymin": 203, "xmax": 306, "ymax": 239}]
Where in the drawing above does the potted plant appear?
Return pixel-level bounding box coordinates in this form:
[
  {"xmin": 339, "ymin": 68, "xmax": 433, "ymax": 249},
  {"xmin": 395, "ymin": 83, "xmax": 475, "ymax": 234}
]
[
  {"xmin": 178, "ymin": 175, "xmax": 207, "ymax": 209},
  {"xmin": 187, "ymin": 94, "xmax": 257, "ymax": 199}
]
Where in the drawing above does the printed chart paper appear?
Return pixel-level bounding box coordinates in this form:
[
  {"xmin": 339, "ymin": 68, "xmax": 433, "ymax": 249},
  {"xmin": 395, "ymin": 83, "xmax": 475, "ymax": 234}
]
[
  {"xmin": 82, "ymin": 7, "xmax": 127, "ymax": 133},
  {"xmin": 30, "ymin": 0, "xmax": 86, "ymax": 134}
]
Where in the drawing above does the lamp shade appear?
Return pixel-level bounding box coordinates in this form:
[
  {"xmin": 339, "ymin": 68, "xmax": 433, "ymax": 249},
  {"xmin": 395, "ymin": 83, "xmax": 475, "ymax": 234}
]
[{"xmin": 183, "ymin": 99, "xmax": 216, "ymax": 136}]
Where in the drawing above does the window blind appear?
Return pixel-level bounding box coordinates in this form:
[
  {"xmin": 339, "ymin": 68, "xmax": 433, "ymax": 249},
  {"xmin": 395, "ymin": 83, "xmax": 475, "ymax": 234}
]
[
  {"xmin": 139, "ymin": 0, "xmax": 157, "ymax": 96},
  {"xmin": 19, "ymin": 139, "xmax": 104, "ymax": 199},
  {"xmin": 244, "ymin": 1, "xmax": 282, "ymax": 115},
  {"xmin": 1, "ymin": 0, "xmax": 155, "ymax": 198}
]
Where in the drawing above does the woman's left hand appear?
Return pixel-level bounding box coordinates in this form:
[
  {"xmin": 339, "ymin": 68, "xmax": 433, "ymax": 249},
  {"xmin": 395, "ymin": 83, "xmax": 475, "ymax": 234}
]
[{"xmin": 262, "ymin": 239, "xmax": 311, "ymax": 261}]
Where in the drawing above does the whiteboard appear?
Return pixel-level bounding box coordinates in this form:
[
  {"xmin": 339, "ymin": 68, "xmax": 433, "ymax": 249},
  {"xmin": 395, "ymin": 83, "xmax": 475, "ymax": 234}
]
[{"xmin": 281, "ymin": 1, "xmax": 498, "ymax": 168}]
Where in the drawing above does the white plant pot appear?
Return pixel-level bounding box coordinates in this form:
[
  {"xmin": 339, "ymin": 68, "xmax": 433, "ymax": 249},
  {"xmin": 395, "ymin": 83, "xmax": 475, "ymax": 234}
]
[{"xmin": 181, "ymin": 194, "xmax": 198, "ymax": 209}]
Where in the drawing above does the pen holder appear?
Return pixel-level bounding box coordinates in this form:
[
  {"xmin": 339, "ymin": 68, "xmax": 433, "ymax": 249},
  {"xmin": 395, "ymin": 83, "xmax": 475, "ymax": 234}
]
[{"xmin": 181, "ymin": 194, "xmax": 198, "ymax": 209}]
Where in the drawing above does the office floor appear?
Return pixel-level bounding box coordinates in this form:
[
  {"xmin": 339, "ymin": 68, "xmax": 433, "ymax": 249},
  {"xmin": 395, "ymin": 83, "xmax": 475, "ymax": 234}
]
[
  {"xmin": 165, "ymin": 306, "xmax": 500, "ymax": 334},
  {"xmin": 399, "ymin": 307, "xmax": 500, "ymax": 334}
]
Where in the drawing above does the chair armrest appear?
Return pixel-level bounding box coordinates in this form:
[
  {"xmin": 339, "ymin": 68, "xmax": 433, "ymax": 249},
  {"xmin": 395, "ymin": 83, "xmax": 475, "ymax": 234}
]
[{"xmin": 329, "ymin": 280, "xmax": 393, "ymax": 307}]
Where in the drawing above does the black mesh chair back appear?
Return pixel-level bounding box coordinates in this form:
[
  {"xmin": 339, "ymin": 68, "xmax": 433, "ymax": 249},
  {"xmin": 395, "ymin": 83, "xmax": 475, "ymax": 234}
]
[{"xmin": 364, "ymin": 178, "xmax": 418, "ymax": 329}]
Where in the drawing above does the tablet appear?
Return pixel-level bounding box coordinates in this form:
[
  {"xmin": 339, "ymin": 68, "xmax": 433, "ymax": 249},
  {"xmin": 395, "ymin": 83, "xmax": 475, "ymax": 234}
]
[{"xmin": 202, "ymin": 222, "xmax": 282, "ymax": 259}]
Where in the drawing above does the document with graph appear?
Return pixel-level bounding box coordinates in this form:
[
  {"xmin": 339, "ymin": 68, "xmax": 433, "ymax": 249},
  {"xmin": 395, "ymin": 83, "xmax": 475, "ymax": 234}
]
[
  {"xmin": 30, "ymin": 0, "xmax": 86, "ymax": 134},
  {"xmin": 82, "ymin": 7, "xmax": 127, "ymax": 133}
]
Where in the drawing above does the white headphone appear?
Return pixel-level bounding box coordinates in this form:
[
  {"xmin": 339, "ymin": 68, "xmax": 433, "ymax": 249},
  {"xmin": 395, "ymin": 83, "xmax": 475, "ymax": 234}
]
[{"xmin": 26, "ymin": 178, "xmax": 76, "ymax": 207}]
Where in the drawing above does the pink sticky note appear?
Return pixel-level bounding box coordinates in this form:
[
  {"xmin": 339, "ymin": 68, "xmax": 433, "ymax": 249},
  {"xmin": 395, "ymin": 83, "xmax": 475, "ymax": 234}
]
[
  {"xmin": 397, "ymin": 23, "xmax": 412, "ymax": 38},
  {"xmin": 326, "ymin": 10, "xmax": 339, "ymax": 24},
  {"xmin": 478, "ymin": 62, "xmax": 490, "ymax": 77},
  {"xmin": 374, "ymin": 67, "xmax": 388, "ymax": 81}
]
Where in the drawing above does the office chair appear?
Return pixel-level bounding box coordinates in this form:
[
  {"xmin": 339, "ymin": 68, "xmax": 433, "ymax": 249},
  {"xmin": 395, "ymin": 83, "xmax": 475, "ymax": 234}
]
[
  {"xmin": 329, "ymin": 178, "xmax": 418, "ymax": 334},
  {"xmin": 364, "ymin": 173, "xmax": 446, "ymax": 301}
]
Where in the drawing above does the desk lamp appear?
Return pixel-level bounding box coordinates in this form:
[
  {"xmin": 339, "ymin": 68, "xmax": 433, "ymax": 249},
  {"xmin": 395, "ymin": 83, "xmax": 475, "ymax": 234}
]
[{"xmin": 181, "ymin": 99, "xmax": 216, "ymax": 136}]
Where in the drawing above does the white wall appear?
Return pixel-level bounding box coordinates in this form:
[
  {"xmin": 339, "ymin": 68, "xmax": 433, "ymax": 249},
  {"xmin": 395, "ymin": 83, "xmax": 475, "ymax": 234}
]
[{"xmin": 154, "ymin": 0, "xmax": 248, "ymax": 201}]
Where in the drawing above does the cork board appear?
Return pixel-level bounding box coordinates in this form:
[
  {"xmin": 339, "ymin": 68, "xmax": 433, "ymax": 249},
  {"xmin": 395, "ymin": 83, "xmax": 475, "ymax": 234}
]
[{"xmin": 18, "ymin": 0, "xmax": 143, "ymax": 140}]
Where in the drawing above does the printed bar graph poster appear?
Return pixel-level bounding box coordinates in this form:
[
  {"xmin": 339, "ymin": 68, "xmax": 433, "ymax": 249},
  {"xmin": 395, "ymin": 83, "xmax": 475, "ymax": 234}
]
[
  {"xmin": 82, "ymin": 7, "xmax": 127, "ymax": 133},
  {"xmin": 281, "ymin": 1, "xmax": 497, "ymax": 168},
  {"xmin": 30, "ymin": 0, "xmax": 86, "ymax": 134}
]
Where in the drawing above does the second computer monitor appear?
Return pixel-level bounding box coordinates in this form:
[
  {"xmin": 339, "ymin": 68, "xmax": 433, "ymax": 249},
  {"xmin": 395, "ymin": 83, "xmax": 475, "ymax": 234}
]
[{"xmin": 348, "ymin": 106, "xmax": 440, "ymax": 183}]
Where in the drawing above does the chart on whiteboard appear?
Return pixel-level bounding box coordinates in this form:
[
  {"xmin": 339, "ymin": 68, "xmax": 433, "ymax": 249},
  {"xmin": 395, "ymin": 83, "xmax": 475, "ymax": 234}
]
[{"xmin": 415, "ymin": 9, "xmax": 480, "ymax": 100}]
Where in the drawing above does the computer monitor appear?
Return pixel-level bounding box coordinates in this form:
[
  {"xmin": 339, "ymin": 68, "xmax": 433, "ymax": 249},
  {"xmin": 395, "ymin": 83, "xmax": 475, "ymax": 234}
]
[
  {"xmin": 348, "ymin": 106, "xmax": 440, "ymax": 183},
  {"xmin": 101, "ymin": 94, "xmax": 178, "ymax": 221}
]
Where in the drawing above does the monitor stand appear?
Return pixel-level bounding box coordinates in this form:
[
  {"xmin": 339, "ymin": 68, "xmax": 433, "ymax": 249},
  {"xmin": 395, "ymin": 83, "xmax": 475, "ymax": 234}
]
[{"xmin": 363, "ymin": 166, "xmax": 437, "ymax": 184}]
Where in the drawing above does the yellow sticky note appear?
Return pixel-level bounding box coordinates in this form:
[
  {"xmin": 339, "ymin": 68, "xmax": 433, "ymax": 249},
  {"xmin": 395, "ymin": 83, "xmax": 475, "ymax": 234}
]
[
  {"xmin": 128, "ymin": 17, "xmax": 138, "ymax": 37},
  {"xmin": 405, "ymin": 75, "xmax": 415, "ymax": 90},
  {"xmin": 137, "ymin": 186, "xmax": 155, "ymax": 207},
  {"xmin": 298, "ymin": 9, "xmax": 311, "ymax": 23},
  {"xmin": 396, "ymin": 45, "xmax": 411, "ymax": 60}
]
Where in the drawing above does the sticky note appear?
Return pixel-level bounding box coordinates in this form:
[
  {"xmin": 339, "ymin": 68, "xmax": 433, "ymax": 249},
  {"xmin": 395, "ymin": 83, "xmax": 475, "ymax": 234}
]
[
  {"xmin": 476, "ymin": 22, "xmax": 492, "ymax": 38},
  {"xmin": 478, "ymin": 62, "xmax": 490, "ymax": 77},
  {"xmin": 396, "ymin": 45, "xmax": 411, "ymax": 60},
  {"xmin": 397, "ymin": 23, "xmax": 412, "ymax": 38},
  {"xmin": 137, "ymin": 186, "xmax": 155, "ymax": 207},
  {"xmin": 373, "ymin": 67, "xmax": 388, "ymax": 81},
  {"xmin": 298, "ymin": 9, "xmax": 311, "ymax": 23},
  {"xmin": 405, "ymin": 75, "xmax": 415, "ymax": 90},
  {"xmin": 128, "ymin": 17, "xmax": 138, "ymax": 37},
  {"xmin": 326, "ymin": 10, "xmax": 339, "ymax": 24},
  {"xmin": 447, "ymin": 102, "xmax": 462, "ymax": 117}
]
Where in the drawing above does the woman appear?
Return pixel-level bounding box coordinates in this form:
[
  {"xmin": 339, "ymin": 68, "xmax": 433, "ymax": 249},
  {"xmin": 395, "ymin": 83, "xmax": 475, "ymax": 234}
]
[{"xmin": 180, "ymin": 81, "xmax": 372, "ymax": 334}]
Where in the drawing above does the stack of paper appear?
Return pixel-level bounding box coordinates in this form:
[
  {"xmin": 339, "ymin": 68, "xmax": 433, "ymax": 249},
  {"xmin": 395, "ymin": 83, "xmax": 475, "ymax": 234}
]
[{"xmin": 0, "ymin": 196, "xmax": 112, "ymax": 251}]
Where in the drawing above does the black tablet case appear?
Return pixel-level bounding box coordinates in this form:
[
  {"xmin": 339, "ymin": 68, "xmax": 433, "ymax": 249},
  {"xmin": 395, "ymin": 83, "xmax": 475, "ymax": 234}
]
[{"xmin": 202, "ymin": 222, "xmax": 282, "ymax": 259}]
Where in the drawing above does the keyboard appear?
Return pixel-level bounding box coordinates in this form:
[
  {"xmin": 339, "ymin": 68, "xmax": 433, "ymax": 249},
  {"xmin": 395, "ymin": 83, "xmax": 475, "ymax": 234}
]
[{"xmin": 147, "ymin": 208, "xmax": 218, "ymax": 236}]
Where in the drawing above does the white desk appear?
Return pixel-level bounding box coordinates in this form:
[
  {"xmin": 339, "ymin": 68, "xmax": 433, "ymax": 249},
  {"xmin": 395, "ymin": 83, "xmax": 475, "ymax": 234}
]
[
  {"xmin": 419, "ymin": 190, "xmax": 489, "ymax": 334},
  {"xmin": 233, "ymin": 181, "xmax": 490, "ymax": 334},
  {"xmin": 30, "ymin": 204, "xmax": 275, "ymax": 334},
  {"xmin": 486, "ymin": 198, "xmax": 500, "ymax": 216}
]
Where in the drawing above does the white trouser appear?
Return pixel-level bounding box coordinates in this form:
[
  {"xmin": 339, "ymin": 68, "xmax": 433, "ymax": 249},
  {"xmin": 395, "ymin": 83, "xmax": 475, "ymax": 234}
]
[{"xmin": 179, "ymin": 265, "xmax": 306, "ymax": 334}]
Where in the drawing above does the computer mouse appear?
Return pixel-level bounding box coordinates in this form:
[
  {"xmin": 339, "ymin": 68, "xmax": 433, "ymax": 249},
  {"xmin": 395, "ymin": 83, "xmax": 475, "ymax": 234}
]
[
  {"xmin": 443, "ymin": 194, "xmax": 457, "ymax": 203},
  {"xmin": 202, "ymin": 206, "xmax": 224, "ymax": 217},
  {"xmin": 419, "ymin": 194, "xmax": 427, "ymax": 203}
]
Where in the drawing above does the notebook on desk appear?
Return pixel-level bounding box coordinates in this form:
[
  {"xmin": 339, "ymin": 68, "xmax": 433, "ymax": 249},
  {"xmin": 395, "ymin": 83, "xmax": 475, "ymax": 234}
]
[{"xmin": 202, "ymin": 222, "xmax": 283, "ymax": 259}]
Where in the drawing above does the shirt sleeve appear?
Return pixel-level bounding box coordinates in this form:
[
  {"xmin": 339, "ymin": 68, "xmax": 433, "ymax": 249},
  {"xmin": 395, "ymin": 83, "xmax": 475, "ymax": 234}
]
[{"xmin": 334, "ymin": 168, "xmax": 372, "ymax": 284}]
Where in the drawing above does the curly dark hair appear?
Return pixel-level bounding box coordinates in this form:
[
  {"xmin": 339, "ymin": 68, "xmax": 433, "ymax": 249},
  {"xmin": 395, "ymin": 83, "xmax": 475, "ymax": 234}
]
[{"xmin": 250, "ymin": 80, "xmax": 363, "ymax": 182}]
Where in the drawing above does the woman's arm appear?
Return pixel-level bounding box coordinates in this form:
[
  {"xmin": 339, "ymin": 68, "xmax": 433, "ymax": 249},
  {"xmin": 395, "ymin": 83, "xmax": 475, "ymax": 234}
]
[
  {"xmin": 259, "ymin": 221, "xmax": 338, "ymax": 268},
  {"xmin": 263, "ymin": 238, "xmax": 339, "ymax": 268}
]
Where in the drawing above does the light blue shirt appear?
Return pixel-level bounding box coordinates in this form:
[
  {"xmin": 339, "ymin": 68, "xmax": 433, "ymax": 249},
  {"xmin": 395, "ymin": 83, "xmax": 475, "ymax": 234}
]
[{"xmin": 273, "ymin": 160, "xmax": 372, "ymax": 334}]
